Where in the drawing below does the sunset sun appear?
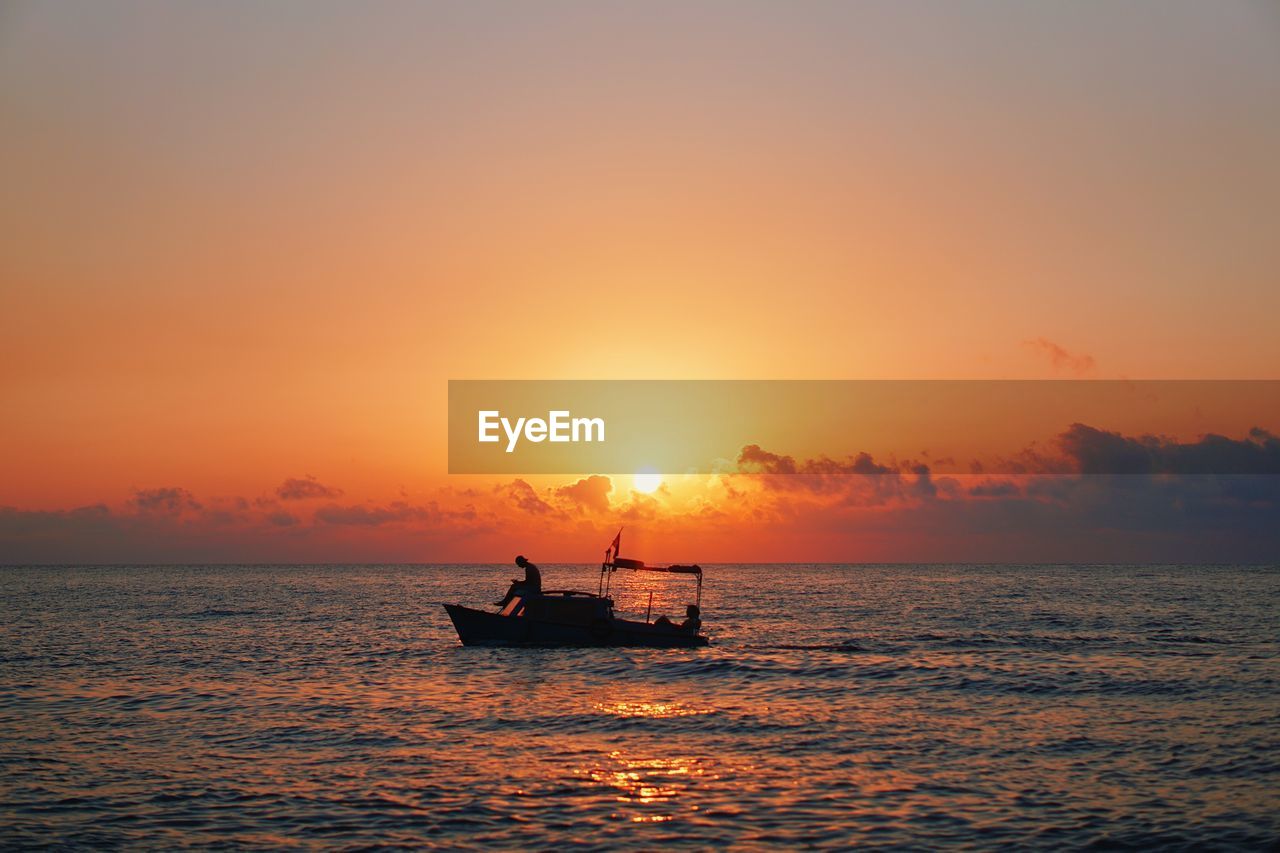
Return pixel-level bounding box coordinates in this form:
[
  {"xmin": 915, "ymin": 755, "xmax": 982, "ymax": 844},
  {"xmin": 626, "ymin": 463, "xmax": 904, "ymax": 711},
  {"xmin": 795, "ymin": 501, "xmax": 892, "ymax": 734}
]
[{"xmin": 633, "ymin": 468, "xmax": 662, "ymax": 494}]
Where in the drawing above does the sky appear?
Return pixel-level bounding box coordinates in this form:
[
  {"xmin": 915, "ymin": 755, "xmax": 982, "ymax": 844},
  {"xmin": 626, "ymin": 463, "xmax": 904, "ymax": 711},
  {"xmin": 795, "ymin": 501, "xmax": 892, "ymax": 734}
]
[{"xmin": 2, "ymin": 1, "xmax": 1278, "ymax": 562}]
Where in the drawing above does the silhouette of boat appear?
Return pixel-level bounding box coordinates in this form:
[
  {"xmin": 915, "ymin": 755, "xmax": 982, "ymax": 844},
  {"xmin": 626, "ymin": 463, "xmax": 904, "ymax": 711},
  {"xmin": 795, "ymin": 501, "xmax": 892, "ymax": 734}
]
[{"xmin": 443, "ymin": 533, "xmax": 708, "ymax": 648}]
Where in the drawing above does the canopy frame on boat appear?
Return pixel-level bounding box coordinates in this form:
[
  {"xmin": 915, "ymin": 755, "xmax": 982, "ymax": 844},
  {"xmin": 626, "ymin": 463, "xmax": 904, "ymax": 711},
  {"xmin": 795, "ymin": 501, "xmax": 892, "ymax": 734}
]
[{"xmin": 598, "ymin": 529, "xmax": 703, "ymax": 607}]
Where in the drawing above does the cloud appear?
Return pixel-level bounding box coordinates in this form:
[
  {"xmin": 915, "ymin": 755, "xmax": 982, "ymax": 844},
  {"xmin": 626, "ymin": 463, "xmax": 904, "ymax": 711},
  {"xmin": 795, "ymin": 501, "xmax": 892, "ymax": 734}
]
[
  {"xmin": 619, "ymin": 492, "xmax": 660, "ymax": 522},
  {"xmin": 738, "ymin": 445, "xmax": 895, "ymax": 480},
  {"xmin": 276, "ymin": 475, "xmax": 343, "ymax": 501},
  {"xmin": 1058, "ymin": 423, "xmax": 1280, "ymax": 475},
  {"xmin": 0, "ymin": 504, "xmax": 114, "ymax": 536},
  {"xmin": 764, "ymin": 472, "xmax": 1280, "ymax": 562},
  {"xmin": 555, "ymin": 475, "xmax": 613, "ymax": 514},
  {"xmin": 738, "ymin": 444, "xmax": 798, "ymax": 475},
  {"xmin": 909, "ymin": 463, "xmax": 936, "ymax": 499},
  {"xmin": 0, "ymin": 488, "xmax": 499, "ymax": 563},
  {"xmin": 313, "ymin": 499, "xmax": 482, "ymax": 528},
  {"xmin": 736, "ymin": 444, "xmax": 933, "ymax": 505},
  {"xmin": 314, "ymin": 501, "xmax": 432, "ymax": 526},
  {"xmin": 968, "ymin": 479, "xmax": 1021, "ymax": 498},
  {"xmin": 502, "ymin": 479, "xmax": 559, "ymax": 516},
  {"xmin": 4, "ymin": 422, "xmax": 1278, "ymax": 564},
  {"xmin": 131, "ymin": 487, "xmax": 201, "ymax": 514},
  {"xmin": 717, "ymin": 426, "xmax": 1280, "ymax": 559},
  {"xmin": 1022, "ymin": 337, "xmax": 1097, "ymax": 376}
]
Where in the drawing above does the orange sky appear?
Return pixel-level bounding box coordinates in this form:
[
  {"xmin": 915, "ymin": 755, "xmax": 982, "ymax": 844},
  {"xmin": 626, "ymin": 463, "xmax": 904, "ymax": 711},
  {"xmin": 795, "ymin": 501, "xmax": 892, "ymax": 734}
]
[{"xmin": 2, "ymin": 2, "xmax": 1278, "ymax": 562}]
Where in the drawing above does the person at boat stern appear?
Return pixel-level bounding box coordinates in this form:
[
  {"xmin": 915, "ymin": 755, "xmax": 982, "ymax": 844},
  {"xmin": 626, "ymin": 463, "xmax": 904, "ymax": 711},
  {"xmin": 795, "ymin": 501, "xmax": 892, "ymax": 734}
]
[{"xmin": 655, "ymin": 604, "xmax": 701, "ymax": 632}]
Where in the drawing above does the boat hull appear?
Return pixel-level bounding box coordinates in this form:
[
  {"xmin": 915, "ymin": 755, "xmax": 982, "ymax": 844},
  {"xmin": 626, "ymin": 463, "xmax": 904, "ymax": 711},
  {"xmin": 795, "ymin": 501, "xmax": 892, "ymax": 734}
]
[{"xmin": 442, "ymin": 603, "xmax": 709, "ymax": 648}]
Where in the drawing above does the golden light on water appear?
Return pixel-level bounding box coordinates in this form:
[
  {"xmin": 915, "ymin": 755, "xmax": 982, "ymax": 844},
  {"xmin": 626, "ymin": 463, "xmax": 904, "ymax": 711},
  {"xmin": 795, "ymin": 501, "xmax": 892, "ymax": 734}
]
[
  {"xmin": 578, "ymin": 750, "xmax": 710, "ymax": 820},
  {"xmin": 568, "ymin": 695, "xmax": 729, "ymax": 823},
  {"xmin": 592, "ymin": 700, "xmax": 715, "ymax": 719}
]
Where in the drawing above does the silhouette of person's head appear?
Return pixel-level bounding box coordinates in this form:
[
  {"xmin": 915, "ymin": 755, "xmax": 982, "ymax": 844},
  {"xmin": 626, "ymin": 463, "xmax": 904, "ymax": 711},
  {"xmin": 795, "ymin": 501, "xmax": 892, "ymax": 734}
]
[
  {"xmin": 686, "ymin": 604, "xmax": 700, "ymax": 618},
  {"xmin": 515, "ymin": 555, "xmax": 528, "ymax": 568}
]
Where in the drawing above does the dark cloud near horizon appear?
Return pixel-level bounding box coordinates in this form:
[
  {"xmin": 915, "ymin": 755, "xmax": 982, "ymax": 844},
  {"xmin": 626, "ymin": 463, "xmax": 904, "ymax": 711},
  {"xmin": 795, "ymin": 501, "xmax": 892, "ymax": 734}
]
[
  {"xmin": 131, "ymin": 487, "xmax": 201, "ymax": 514},
  {"xmin": 1058, "ymin": 424, "xmax": 1280, "ymax": 475},
  {"xmin": 726, "ymin": 423, "xmax": 1279, "ymax": 560},
  {"xmin": 0, "ymin": 504, "xmax": 114, "ymax": 536},
  {"xmin": 968, "ymin": 480, "xmax": 1020, "ymax": 498},
  {"xmin": 3, "ymin": 422, "xmax": 1277, "ymax": 563},
  {"xmin": 312, "ymin": 500, "xmax": 475, "ymax": 527},
  {"xmin": 276, "ymin": 476, "xmax": 343, "ymax": 501},
  {"xmin": 740, "ymin": 445, "xmax": 894, "ymax": 477},
  {"xmin": 735, "ymin": 425, "xmax": 1280, "ymax": 498},
  {"xmin": 773, "ymin": 473, "xmax": 1280, "ymax": 563},
  {"xmin": 737, "ymin": 444, "xmax": 934, "ymax": 504},
  {"xmin": 0, "ymin": 501, "xmax": 484, "ymax": 563}
]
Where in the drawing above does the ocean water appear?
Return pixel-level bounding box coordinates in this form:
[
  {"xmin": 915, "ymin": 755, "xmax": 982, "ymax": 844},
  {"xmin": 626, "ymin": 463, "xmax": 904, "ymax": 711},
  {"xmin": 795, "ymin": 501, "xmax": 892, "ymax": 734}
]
[{"xmin": 1, "ymin": 563, "xmax": 1277, "ymax": 849}]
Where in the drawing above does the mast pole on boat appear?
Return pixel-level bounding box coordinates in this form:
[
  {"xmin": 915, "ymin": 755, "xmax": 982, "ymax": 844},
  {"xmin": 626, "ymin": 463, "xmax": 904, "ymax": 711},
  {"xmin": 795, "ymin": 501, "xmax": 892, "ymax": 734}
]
[{"xmin": 600, "ymin": 527, "xmax": 622, "ymax": 600}]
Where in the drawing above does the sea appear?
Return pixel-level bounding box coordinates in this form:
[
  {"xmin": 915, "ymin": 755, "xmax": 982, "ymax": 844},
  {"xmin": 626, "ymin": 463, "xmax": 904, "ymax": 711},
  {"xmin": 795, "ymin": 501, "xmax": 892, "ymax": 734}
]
[{"xmin": 1, "ymin": 564, "xmax": 1277, "ymax": 849}]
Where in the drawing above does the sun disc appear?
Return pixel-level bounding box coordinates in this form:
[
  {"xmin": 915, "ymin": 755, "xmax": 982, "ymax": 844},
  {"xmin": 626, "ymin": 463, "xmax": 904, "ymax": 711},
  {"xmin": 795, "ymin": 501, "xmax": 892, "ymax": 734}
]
[{"xmin": 633, "ymin": 468, "xmax": 662, "ymax": 494}]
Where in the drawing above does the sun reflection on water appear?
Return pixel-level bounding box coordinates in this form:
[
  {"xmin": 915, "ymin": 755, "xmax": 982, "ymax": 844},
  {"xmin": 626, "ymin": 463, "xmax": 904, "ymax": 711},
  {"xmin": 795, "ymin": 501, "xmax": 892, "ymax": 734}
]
[
  {"xmin": 592, "ymin": 700, "xmax": 716, "ymax": 719},
  {"xmin": 573, "ymin": 691, "xmax": 730, "ymax": 822},
  {"xmin": 575, "ymin": 750, "xmax": 715, "ymax": 823}
]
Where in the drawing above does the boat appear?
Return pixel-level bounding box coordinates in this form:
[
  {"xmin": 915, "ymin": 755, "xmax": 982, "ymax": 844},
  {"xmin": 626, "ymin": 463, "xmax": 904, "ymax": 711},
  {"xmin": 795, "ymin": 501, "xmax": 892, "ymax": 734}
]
[{"xmin": 442, "ymin": 532, "xmax": 709, "ymax": 648}]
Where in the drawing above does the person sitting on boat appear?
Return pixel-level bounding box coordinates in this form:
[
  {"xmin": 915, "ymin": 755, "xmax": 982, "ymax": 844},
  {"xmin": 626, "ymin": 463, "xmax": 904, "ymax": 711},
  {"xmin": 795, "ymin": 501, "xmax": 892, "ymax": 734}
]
[
  {"xmin": 515, "ymin": 555, "xmax": 542, "ymax": 593},
  {"xmin": 498, "ymin": 555, "xmax": 543, "ymax": 608},
  {"xmin": 654, "ymin": 604, "xmax": 701, "ymax": 632}
]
